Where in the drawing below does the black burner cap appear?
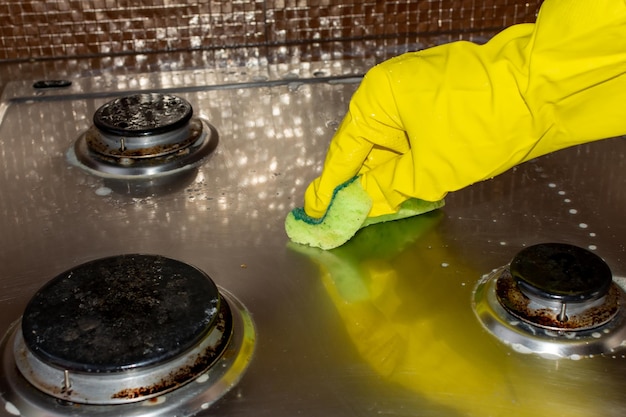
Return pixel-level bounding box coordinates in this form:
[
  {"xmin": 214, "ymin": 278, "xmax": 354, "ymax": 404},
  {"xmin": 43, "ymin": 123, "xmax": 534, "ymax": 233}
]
[
  {"xmin": 22, "ymin": 254, "xmax": 221, "ymax": 372},
  {"xmin": 510, "ymin": 243, "xmax": 612, "ymax": 303},
  {"xmin": 93, "ymin": 93, "xmax": 193, "ymax": 137}
]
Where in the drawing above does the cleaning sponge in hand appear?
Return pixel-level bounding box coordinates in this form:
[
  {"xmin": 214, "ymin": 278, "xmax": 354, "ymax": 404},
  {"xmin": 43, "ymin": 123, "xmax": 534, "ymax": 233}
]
[{"xmin": 285, "ymin": 177, "xmax": 444, "ymax": 250}]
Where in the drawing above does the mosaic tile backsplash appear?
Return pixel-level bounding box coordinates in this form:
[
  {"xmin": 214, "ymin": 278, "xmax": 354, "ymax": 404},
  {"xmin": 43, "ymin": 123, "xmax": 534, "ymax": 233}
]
[{"xmin": 1, "ymin": 0, "xmax": 541, "ymax": 64}]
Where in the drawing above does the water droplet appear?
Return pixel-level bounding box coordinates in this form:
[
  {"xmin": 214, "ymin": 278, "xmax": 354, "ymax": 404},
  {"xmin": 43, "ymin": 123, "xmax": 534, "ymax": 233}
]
[
  {"xmin": 4, "ymin": 402, "xmax": 20, "ymax": 416},
  {"xmin": 288, "ymin": 82, "xmax": 303, "ymax": 92},
  {"xmin": 578, "ymin": 223, "xmax": 588, "ymax": 229},
  {"xmin": 95, "ymin": 186, "xmax": 112, "ymax": 196},
  {"xmin": 569, "ymin": 208, "xmax": 578, "ymax": 214}
]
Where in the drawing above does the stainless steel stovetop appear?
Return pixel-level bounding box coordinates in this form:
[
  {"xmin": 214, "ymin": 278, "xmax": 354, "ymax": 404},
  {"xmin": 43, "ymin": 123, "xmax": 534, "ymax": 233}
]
[{"xmin": 0, "ymin": 63, "xmax": 625, "ymax": 417}]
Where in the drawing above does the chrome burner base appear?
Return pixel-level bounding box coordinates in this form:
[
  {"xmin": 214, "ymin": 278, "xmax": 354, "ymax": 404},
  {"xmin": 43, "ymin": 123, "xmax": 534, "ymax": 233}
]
[
  {"xmin": 473, "ymin": 267, "xmax": 626, "ymax": 360},
  {"xmin": 0, "ymin": 289, "xmax": 255, "ymax": 417},
  {"xmin": 70, "ymin": 119, "xmax": 218, "ymax": 178}
]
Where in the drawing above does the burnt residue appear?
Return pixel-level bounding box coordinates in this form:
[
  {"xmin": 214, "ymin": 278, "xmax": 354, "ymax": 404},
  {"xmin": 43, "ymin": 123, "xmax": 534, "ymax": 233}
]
[
  {"xmin": 111, "ymin": 301, "xmax": 233, "ymax": 400},
  {"xmin": 93, "ymin": 94, "xmax": 193, "ymax": 137},
  {"xmin": 496, "ymin": 269, "xmax": 620, "ymax": 331},
  {"xmin": 510, "ymin": 243, "xmax": 613, "ymax": 303},
  {"xmin": 85, "ymin": 119, "xmax": 202, "ymax": 160},
  {"xmin": 22, "ymin": 254, "xmax": 223, "ymax": 373}
]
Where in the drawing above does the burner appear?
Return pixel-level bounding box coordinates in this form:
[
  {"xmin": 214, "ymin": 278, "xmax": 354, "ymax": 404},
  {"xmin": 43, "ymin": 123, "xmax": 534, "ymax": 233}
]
[
  {"xmin": 0, "ymin": 255, "xmax": 255, "ymax": 416},
  {"xmin": 70, "ymin": 93, "xmax": 218, "ymax": 177},
  {"xmin": 21, "ymin": 255, "xmax": 226, "ymax": 373},
  {"xmin": 93, "ymin": 93, "xmax": 193, "ymax": 138},
  {"xmin": 473, "ymin": 243, "xmax": 626, "ymax": 359},
  {"xmin": 498, "ymin": 243, "xmax": 618, "ymax": 331}
]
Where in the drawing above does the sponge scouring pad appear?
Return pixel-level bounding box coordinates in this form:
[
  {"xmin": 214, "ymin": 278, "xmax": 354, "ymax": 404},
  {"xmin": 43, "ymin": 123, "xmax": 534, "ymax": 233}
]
[{"xmin": 285, "ymin": 177, "xmax": 444, "ymax": 250}]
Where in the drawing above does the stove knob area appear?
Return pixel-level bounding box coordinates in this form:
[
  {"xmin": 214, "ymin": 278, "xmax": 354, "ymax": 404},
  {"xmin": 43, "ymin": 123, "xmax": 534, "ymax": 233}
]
[
  {"xmin": 510, "ymin": 243, "xmax": 613, "ymax": 305},
  {"xmin": 473, "ymin": 242, "xmax": 626, "ymax": 359}
]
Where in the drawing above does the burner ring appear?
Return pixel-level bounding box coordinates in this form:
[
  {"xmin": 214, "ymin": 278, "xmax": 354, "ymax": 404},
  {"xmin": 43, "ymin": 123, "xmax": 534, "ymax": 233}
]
[
  {"xmin": 70, "ymin": 119, "xmax": 217, "ymax": 178},
  {"xmin": 85, "ymin": 119, "xmax": 203, "ymax": 159},
  {"xmin": 473, "ymin": 243, "xmax": 626, "ymax": 359},
  {"xmin": 69, "ymin": 93, "xmax": 218, "ymax": 178},
  {"xmin": 495, "ymin": 268, "xmax": 620, "ymax": 331},
  {"xmin": 14, "ymin": 298, "xmax": 232, "ymax": 404},
  {"xmin": 85, "ymin": 119, "xmax": 200, "ymax": 159}
]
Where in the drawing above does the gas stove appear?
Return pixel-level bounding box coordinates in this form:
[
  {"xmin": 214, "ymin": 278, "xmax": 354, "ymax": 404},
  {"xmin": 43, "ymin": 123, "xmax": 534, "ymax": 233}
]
[{"xmin": 0, "ymin": 62, "xmax": 625, "ymax": 417}]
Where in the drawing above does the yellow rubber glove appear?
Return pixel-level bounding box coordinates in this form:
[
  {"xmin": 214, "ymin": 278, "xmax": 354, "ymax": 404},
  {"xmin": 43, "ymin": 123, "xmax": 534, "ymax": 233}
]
[{"xmin": 305, "ymin": 0, "xmax": 626, "ymax": 218}]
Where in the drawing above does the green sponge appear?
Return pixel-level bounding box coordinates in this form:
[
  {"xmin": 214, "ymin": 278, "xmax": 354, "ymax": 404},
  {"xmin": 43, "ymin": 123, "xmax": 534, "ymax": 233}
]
[{"xmin": 285, "ymin": 177, "xmax": 445, "ymax": 250}]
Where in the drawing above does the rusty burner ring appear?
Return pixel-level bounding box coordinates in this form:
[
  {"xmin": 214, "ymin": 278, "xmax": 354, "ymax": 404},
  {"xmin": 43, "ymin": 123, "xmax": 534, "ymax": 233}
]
[
  {"xmin": 13, "ymin": 299, "xmax": 232, "ymax": 404},
  {"xmin": 70, "ymin": 93, "xmax": 218, "ymax": 178},
  {"xmin": 495, "ymin": 269, "xmax": 620, "ymax": 331},
  {"xmin": 473, "ymin": 243, "xmax": 626, "ymax": 359}
]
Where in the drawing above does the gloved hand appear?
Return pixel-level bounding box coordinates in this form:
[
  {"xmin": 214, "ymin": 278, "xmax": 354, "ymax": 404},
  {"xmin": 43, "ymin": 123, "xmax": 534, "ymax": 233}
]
[{"xmin": 304, "ymin": 0, "xmax": 626, "ymax": 219}]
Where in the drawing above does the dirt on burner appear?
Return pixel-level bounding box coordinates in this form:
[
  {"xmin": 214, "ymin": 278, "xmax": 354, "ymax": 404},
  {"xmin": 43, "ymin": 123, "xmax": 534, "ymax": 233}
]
[
  {"xmin": 111, "ymin": 304, "xmax": 233, "ymax": 400},
  {"xmin": 496, "ymin": 270, "xmax": 620, "ymax": 331}
]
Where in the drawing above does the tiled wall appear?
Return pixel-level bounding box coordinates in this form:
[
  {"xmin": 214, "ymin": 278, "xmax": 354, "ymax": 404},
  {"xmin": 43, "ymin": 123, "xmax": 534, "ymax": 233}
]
[{"xmin": 1, "ymin": 0, "xmax": 541, "ymax": 63}]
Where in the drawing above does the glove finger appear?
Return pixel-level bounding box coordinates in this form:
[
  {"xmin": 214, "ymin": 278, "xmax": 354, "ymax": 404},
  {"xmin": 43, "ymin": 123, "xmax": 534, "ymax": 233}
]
[{"xmin": 304, "ymin": 64, "xmax": 408, "ymax": 218}]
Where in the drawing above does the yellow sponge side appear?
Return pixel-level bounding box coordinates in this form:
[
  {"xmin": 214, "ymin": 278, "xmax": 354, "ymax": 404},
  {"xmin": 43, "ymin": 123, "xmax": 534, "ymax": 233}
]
[
  {"xmin": 285, "ymin": 179, "xmax": 372, "ymax": 250},
  {"xmin": 285, "ymin": 178, "xmax": 445, "ymax": 250}
]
